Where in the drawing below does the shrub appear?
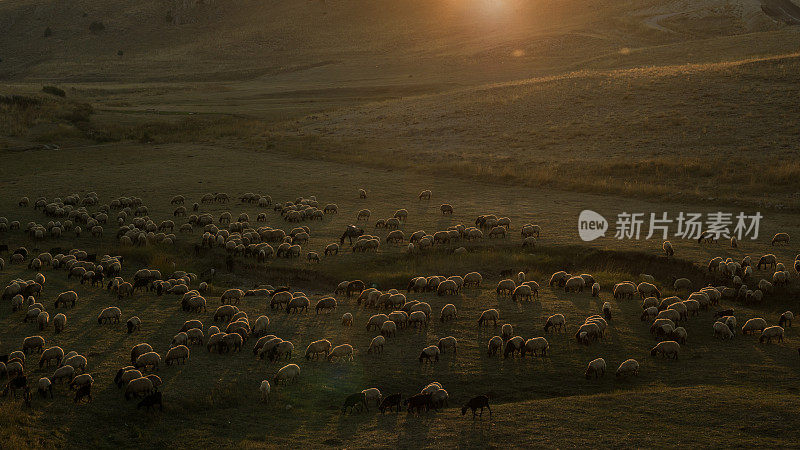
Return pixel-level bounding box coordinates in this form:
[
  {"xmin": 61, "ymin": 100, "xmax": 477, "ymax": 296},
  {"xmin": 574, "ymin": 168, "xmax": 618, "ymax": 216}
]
[
  {"xmin": 44, "ymin": 27, "xmax": 52, "ymax": 38},
  {"xmin": 42, "ymin": 86, "xmax": 66, "ymax": 97}
]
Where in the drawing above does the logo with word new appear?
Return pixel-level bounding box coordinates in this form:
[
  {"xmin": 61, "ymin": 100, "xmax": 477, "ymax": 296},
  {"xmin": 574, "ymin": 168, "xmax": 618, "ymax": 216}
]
[{"xmin": 578, "ymin": 210, "xmax": 608, "ymax": 241}]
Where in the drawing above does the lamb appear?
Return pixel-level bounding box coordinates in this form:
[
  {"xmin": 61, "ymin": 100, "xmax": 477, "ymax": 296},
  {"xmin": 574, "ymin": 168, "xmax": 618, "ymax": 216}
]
[
  {"xmin": 544, "ymin": 314, "xmax": 566, "ymax": 333},
  {"xmin": 615, "ymin": 359, "xmax": 639, "ymax": 378},
  {"xmin": 165, "ymin": 345, "xmax": 189, "ymax": 365},
  {"xmin": 713, "ymin": 321, "xmax": 734, "ymax": 340},
  {"xmin": 650, "ymin": 341, "xmax": 680, "ymax": 359},
  {"xmin": 328, "ymin": 344, "xmax": 354, "ymax": 362},
  {"xmin": 419, "ymin": 345, "xmax": 440, "ymax": 363},
  {"xmin": 585, "ymin": 358, "xmax": 606, "ymax": 379},
  {"xmin": 478, "ymin": 309, "xmax": 500, "ymax": 327},
  {"xmin": 521, "ymin": 337, "xmax": 549, "ymax": 357},
  {"xmin": 759, "ymin": 326, "xmax": 784, "ymax": 344}
]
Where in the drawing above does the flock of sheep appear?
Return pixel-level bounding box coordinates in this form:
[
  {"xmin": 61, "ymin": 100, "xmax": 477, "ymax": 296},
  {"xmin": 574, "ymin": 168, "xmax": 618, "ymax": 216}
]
[{"xmin": 0, "ymin": 188, "xmax": 798, "ymax": 420}]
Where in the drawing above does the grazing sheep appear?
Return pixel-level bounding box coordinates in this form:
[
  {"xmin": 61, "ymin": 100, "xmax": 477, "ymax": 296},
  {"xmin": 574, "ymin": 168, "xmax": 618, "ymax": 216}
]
[
  {"xmin": 759, "ymin": 326, "xmax": 784, "ymax": 344},
  {"xmin": 419, "ymin": 345, "xmax": 440, "ymax": 363},
  {"xmin": 342, "ymin": 312, "xmax": 353, "ymax": 327},
  {"xmin": 496, "ymin": 279, "xmax": 516, "ymax": 296},
  {"xmin": 478, "ymin": 309, "xmax": 499, "ymax": 328},
  {"xmin": 771, "ymin": 232, "xmax": 790, "ymax": 246},
  {"xmin": 613, "ymin": 282, "xmax": 636, "ymax": 299},
  {"xmin": 274, "ymin": 364, "xmax": 301, "ymax": 384},
  {"xmin": 544, "ymin": 314, "xmax": 566, "ymax": 333},
  {"xmin": 616, "ymin": 359, "xmax": 639, "ymax": 378},
  {"xmin": 757, "ymin": 254, "xmax": 777, "ymax": 271},
  {"xmin": 328, "ymin": 344, "xmax": 354, "ymax": 362},
  {"xmin": 650, "ymin": 341, "xmax": 680, "ymax": 359},
  {"xmin": 602, "ymin": 302, "xmax": 612, "ymax": 321},
  {"xmin": 381, "ymin": 320, "xmax": 398, "ymax": 337},
  {"xmin": 440, "ymin": 303, "xmax": 458, "ymax": 322},
  {"xmin": 135, "ymin": 352, "xmax": 161, "ymax": 372},
  {"xmin": 440, "ymin": 204, "xmax": 454, "ymax": 215},
  {"xmin": 127, "ymin": 316, "xmax": 142, "ymax": 334},
  {"xmin": 53, "ymin": 313, "xmax": 66, "ymax": 333},
  {"xmin": 368, "ymin": 336, "xmax": 386, "ymax": 355},
  {"xmin": 165, "ymin": 345, "xmax": 189, "ymax": 365},
  {"xmin": 22, "ymin": 335, "xmax": 45, "ymax": 354},
  {"xmin": 713, "ymin": 321, "xmax": 734, "ymax": 340},
  {"xmin": 259, "ymin": 380, "xmax": 271, "ymax": 402},
  {"xmin": 585, "ymin": 358, "xmax": 606, "ymax": 379},
  {"xmin": 521, "ymin": 337, "xmax": 549, "ymax": 357},
  {"xmin": 125, "ymin": 377, "xmax": 154, "ymax": 400},
  {"xmin": 637, "ymin": 282, "xmax": 660, "ymax": 299},
  {"xmin": 38, "ymin": 377, "xmax": 53, "ymax": 398},
  {"xmin": 418, "ymin": 190, "xmax": 432, "ymax": 200},
  {"xmin": 131, "ymin": 343, "xmax": 153, "ymax": 365},
  {"xmin": 97, "ymin": 306, "xmax": 121, "ymax": 324},
  {"xmin": 38, "ymin": 346, "xmax": 64, "ymax": 368},
  {"xmin": 672, "ymin": 277, "xmax": 692, "ymax": 292},
  {"xmin": 437, "ymin": 336, "xmax": 457, "ymax": 355},
  {"xmin": 54, "ymin": 291, "xmax": 78, "ymax": 308}
]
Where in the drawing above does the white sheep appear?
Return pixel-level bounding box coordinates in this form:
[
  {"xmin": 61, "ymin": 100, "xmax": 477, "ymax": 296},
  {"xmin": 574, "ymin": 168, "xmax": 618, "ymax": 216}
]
[
  {"xmin": 759, "ymin": 326, "xmax": 784, "ymax": 344},
  {"xmin": 713, "ymin": 321, "xmax": 734, "ymax": 340},
  {"xmin": 615, "ymin": 359, "xmax": 639, "ymax": 378},
  {"xmin": 521, "ymin": 337, "xmax": 548, "ymax": 357}
]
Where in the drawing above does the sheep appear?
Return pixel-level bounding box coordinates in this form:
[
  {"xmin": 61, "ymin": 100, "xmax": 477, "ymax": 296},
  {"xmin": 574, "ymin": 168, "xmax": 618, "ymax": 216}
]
[
  {"xmin": 37, "ymin": 377, "xmax": 53, "ymax": 398},
  {"xmin": 713, "ymin": 321, "xmax": 734, "ymax": 340},
  {"xmin": 615, "ymin": 359, "xmax": 639, "ymax": 378},
  {"xmin": 127, "ymin": 316, "xmax": 142, "ymax": 334},
  {"xmin": 670, "ymin": 326, "xmax": 687, "ymax": 345},
  {"xmin": 418, "ymin": 190, "xmax": 432, "ymax": 200},
  {"xmin": 37, "ymin": 311, "xmax": 50, "ymax": 330},
  {"xmin": 591, "ymin": 282, "xmax": 601, "ymax": 297},
  {"xmin": 478, "ymin": 309, "xmax": 499, "ymax": 327},
  {"xmin": 131, "ymin": 343, "xmax": 153, "ymax": 365},
  {"xmin": 501, "ymin": 323, "xmax": 514, "ymax": 342},
  {"xmin": 759, "ymin": 326, "xmax": 784, "ymax": 344},
  {"xmin": 544, "ymin": 314, "xmax": 566, "ymax": 333},
  {"xmin": 487, "ymin": 336, "xmax": 503, "ymax": 357},
  {"xmin": 408, "ymin": 311, "xmax": 428, "ymax": 329},
  {"xmin": 602, "ymin": 302, "xmax": 612, "ymax": 321},
  {"xmin": 221, "ymin": 333, "xmax": 244, "ymax": 353},
  {"xmin": 757, "ymin": 254, "xmax": 777, "ymax": 271},
  {"xmin": 662, "ymin": 240, "xmax": 674, "ymax": 256},
  {"xmin": 521, "ymin": 337, "xmax": 549, "ymax": 357},
  {"xmin": 38, "ymin": 346, "xmax": 64, "ymax": 368},
  {"xmin": 259, "ymin": 380, "xmax": 271, "ymax": 402},
  {"xmin": 22, "ymin": 335, "xmax": 45, "ymax": 354},
  {"xmin": 54, "ymin": 291, "xmax": 78, "ymax": 308},
  {"xmin": 512, "ymin": 285, "xmax": 533, "ymax": 302},
  {"xmin": 125, "ymin": 377, "xmax": 154, "ymax": 400},
  {"xmin": 637, "ymin": 282, "xmax": 660, "ymax": 299},
  {"xmin": 381, "ymin": 320, "xmax": 398, "ymax": 337},
  {"xmin": 419, "ymin": 345, "xmax": 440, "ymax": 363},
  {"xmin": 52, "ymin": 365, "xmax": 75, "ymax": 384},
  {"xmin": 440, "ymin": 304, "xmax": 458, "ymax": 322},
  {"xmin": 585, "ymin": 358, "xmax": 606, "ymax": 379},
  {"xmin": 779, "ymin": 311, "xmax": 793, "ymax": 328},
  {"xmin": 496, "ymin": 279, "xmax": 516, "ymax": 296},
  {"xmin": 341, "ymin": 312, "xmax": 353, "ymax": 327},
  {"xmin": 135, "ymin": 351, "xmax": 161, "ymax": 372},
  {"xmin": 366, "ymin": 314, "xmax": 389, "ymax": 331},
  {"xmin": 97, "ymin": 306, "xmax": 121, "ymax": 324},
  {"xmin": 328, "ymin": 344, "xmax": 354, "ymax": 362},
  {"xmin": 437, "ymin": 280, "xmax": 458, "ymax": 296},
  {"xmin": 650, "ymin": 341, "xmax": 680, "ymax": 359},
  {"xmin": 672, "ymin": 277, "xmax": 692, "ymax": 293},
  {"xmin": 368, "ymin": 336, "xmax": 386, "ymax": 355},
  {"xmin": 771, "ymin": 232, "xmax": 790, "ymax": 246},
  {"xmin": 613, "ymin": 282, "xmax": 636, "ymax": 299},
  {"xmin": 274, "ymin": 364, "xmax": 301, "ymax": 384},
  {"xmin": 53, "ymin": 313, "xmax": 66, "ymax": 333},
  {"xmin": 437, "ymin": 336, "xmax": 458, "ymax": 355},
  {"xmin": 165, "ymin": 345, "xmax": 189, "ymax": 366}
]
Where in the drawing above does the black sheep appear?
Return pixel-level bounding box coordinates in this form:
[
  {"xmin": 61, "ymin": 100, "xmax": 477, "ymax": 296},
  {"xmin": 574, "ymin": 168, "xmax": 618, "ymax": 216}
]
[{"xmin": 462, "ymin": 395, "xmax": 492, "ymax": 419}]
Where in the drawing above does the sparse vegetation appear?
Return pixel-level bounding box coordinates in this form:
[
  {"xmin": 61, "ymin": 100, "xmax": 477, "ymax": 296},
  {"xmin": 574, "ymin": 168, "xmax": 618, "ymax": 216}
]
[{"xmin": 41, "ymin": 86, "xmax": 65, "ymax": 97}]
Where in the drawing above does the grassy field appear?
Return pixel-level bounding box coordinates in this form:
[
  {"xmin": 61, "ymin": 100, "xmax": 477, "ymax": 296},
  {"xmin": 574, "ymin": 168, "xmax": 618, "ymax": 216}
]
[{"xmin": 2, "ymin": 0, "xmax": 800, "ymax": 447}]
